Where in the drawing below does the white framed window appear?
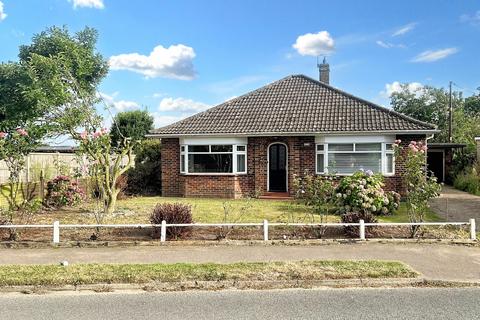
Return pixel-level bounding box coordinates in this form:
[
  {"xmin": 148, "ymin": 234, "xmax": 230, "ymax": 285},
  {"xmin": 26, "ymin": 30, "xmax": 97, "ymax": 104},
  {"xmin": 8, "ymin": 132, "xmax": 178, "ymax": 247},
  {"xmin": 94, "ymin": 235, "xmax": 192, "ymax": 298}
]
[
  {"xmin": 316, "ymin": 142, "xmax": 395, "ymax": 175},
  {"xmin": 180, "ymin": 144, "xmax": 247, "ymax": 174}
]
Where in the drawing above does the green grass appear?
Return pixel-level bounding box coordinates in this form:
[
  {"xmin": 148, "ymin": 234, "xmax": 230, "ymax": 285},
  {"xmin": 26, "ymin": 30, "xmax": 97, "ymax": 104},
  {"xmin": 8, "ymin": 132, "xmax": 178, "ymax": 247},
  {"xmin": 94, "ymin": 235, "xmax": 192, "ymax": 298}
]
[
  {"xmin": 378, "ymin": 203, "xmax": 443, "ymax": 223},
  {"xmin": 0, "ymin": 260, "xmax": 418, "ymax": 286}
]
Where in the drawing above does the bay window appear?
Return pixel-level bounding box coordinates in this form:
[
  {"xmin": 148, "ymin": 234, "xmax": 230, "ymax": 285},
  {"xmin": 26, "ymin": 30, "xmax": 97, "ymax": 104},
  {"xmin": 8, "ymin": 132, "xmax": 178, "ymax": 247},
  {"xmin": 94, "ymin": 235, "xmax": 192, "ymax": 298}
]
[
  {"xmin": 316, "ymin": 142, "xmax": 394, "ymax": 175},
  {"xmin": 180, "ymin": 144, "xmax": 247, "ymax": 174}
]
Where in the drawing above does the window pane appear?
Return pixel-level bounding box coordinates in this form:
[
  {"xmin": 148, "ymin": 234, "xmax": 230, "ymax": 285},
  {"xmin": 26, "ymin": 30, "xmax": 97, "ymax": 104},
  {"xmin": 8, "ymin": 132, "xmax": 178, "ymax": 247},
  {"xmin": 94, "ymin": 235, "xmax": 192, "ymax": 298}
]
[
  {"xmin": 386, "ymin": 143, "xmax": 393, "ymax": 151},
  {"xmin": 180, "ymin": 154, "xmax": 185, "ymax": 172},
  {"xmin": 237, "ymin": 154, "xmax": 246, "ymax": 172},
  {"xmin": 211, "ymin": 145, "xmax": 233, "ymax": 152},
  {"xmin": 180, "ymin": 146, "xmax": 185, "ymax": 152},
  {"xmin": 356, "ymin": 143, "xmax": 381, "ymax": 151},
  {"xmin": 329, "ymin": 144, "xmax": 354, "ymax": 151},
  {"xmin": 386, "ymin": 154, "xmax": 394, "ymax": 173},
  {"xmin": 236, "ymin": 145, "xmax": 246, "ymax": 152},
  {"xmin": 316, "ymin": 154, "xmax": 324, "ymax": 173},
  {"xmin": 189, "ymin": 145, "xmax": 209, "ymax": 152},
  {"xmin": 328, "ymin": 153, "xmax": 382, "ymax": 174},
  {"xmin": 316, "ymin": 144, "xmax": 324, "ymax": 151},
  {"xmin": 188, "ymin": 154, "xmax": 232, "ymax": 173}
]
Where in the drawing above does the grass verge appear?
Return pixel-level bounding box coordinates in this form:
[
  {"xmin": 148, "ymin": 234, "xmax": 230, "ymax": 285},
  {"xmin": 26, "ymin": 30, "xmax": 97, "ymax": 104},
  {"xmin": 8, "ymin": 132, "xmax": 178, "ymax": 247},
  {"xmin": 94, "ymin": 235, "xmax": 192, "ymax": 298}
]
[{"xmin": 0, "ymin": 260, "xmax": 417, "ymax": 287}]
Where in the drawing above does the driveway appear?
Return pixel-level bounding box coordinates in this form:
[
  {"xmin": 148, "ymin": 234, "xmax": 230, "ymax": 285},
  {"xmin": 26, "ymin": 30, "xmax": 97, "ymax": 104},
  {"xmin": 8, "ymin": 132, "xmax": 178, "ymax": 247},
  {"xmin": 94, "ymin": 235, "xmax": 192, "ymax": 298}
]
[
  {"xmin": 0, "ymin": 243, "xmax": 479, "ymax": 282},
  {"xmin": 429, "ymin": 185, "xmax": 480, "ymax": 221}
]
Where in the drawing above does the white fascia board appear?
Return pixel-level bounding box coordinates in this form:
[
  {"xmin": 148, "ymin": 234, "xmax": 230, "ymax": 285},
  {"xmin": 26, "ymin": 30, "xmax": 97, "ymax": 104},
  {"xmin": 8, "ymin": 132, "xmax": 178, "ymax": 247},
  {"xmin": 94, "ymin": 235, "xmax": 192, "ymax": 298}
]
[
  {"xmin": 180, "ymin": 136, "xmax": 248, "ymax": 145},
  {"xmin": 315, "ymin": 135, "xmax": 395, "ymax": 144}
]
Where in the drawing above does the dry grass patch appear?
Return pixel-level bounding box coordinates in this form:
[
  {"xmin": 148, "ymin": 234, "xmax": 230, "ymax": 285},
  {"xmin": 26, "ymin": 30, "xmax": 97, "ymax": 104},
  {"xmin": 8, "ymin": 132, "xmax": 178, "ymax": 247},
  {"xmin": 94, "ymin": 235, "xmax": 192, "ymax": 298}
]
[{"xmin": 0, "ymin": 260, "xmax": 418, "ymax": 287}]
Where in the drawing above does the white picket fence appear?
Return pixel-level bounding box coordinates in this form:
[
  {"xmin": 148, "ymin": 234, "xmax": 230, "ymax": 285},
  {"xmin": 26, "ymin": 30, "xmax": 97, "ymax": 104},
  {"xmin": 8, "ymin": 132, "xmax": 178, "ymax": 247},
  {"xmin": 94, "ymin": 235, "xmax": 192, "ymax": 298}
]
[{"xmin": 0, "ymin": 219, "xmax": 476, "ymax": 243}]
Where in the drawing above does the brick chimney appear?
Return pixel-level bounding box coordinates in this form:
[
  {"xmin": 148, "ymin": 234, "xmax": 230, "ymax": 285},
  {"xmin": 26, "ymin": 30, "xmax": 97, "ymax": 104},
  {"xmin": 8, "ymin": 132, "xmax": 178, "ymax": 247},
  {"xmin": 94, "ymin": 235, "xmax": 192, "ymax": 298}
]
[{"xmin": 318, "ymin": 57, "xmax": 330, "ymax": 84}]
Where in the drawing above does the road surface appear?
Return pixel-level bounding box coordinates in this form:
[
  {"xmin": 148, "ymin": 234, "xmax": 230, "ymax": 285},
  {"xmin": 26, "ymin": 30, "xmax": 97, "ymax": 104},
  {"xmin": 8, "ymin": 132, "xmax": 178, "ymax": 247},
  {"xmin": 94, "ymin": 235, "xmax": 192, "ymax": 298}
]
[{"xmin": 1, "ymin": 288, "xmax": 479, "ymax": 320}]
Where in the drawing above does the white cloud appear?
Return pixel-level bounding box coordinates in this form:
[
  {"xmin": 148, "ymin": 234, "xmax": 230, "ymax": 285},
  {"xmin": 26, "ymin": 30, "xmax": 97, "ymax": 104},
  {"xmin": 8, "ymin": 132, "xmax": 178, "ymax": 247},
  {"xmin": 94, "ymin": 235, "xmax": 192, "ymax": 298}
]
[
  {"xmin": 0, "ymin": 1, "xmax": 7, "ymax": 21},
  {"xmin": 392, "ymin": 23, "xmax": 417, "ymax": 36},
  {"xmin": 152, "ymin": 92, "xmax": 165, "ymax": 98},
  {"xmin": 381, "ymin": 81, "xmax": 423, "ymax": 98},
  {"xmin": 460, "ymin": 11, "xmax": 480, "ymax": 26},
  {"xmin": 109, "ymin": 44, "xmax": 196, "ymax": 80},
  {"xmin": 158, "ymin": 97, "xmax": 210, "ymax": 113},
  {"xmin": 411, "ymin": 47, "xmax": 458, "ymax": 63},
  {"xmin": 376, "ymin": 40, "xmax": 406, "ymax": 49},
  {"xmin": 293, "ymin": 31, "xmax": 335, "ymax": 56},
  {"xmin": 152, "ymin": 113, "xmax": 186, "ymax": 128},
  {"xmin": 70, "ymin": 0, "xmax": 104, "ymax": 9},
  {"xmin": 99, "ymin": 92, "xmax": 140, "ymax": 112}
]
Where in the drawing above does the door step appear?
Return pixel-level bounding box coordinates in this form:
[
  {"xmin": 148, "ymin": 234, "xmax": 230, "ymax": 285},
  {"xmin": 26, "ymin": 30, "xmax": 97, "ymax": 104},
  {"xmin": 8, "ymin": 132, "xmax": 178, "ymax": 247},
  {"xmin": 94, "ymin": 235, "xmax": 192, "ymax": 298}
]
[{"xmin": 259, "ymin": 192, "xmax": 293, "ymax": 200}]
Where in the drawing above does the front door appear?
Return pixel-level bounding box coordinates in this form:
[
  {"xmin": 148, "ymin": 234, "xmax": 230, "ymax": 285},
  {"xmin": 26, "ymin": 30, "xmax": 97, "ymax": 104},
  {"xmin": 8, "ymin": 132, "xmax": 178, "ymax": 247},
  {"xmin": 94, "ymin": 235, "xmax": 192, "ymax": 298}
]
[{"xmin": 268, "ymin": 143, "xmax": 287, "ymax": 192}]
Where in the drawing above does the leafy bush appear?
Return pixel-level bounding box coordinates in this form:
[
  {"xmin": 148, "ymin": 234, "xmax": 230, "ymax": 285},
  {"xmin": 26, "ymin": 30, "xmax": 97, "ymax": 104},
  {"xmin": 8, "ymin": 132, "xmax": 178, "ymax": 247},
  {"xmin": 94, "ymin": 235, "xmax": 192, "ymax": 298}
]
[
  {"xmin": 341, "ymin": 211, "xmax": 378, "ymax": 238},
  {"xmin": 126, "ymin": 140, "xmax": 161, "ymax": 195},
  {"xmin": 454, "ymin": 163, "xmax": 480, "ymax": 196},
  {"xmin": 150, "ymin": 203, "xmax": 193, "ymax": 239},
  {"xmin": 45, "ymin": 175, "xmax": 85, "ymax": 208},
  {"xmin": 335, "ymin": 170, "xmax": 400, "ymax": 216}
]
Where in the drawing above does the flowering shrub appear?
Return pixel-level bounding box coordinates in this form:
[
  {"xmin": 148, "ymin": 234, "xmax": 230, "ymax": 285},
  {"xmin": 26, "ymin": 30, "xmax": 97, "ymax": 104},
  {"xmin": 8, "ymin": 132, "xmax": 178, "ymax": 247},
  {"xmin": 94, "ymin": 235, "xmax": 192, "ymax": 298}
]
[
  {"xmin": 45, "ymin": 175, "xmax": 85, "ymax": 208},
  {"xmin": 394, "ymin": 140, "xmax": 441, "ymax": 237},
  {"xmin": 335, "ymin": 170, "xmax": 400, "ymax": 216}
]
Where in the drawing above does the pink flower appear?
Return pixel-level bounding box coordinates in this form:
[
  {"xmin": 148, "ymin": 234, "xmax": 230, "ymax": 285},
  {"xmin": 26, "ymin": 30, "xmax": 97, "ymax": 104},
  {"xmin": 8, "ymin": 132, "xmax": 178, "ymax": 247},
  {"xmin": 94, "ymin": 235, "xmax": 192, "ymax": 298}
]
[
  {"xmin": 100, "ymin": 127, "xmax": 108, "ymax": 134},
  {"xmin": 410, "ymin": 141, "xmax": 417, "ymax": 146},
  {"xmin": 93, "ymin": 131, "xmax": 102, "ymax": 139},
  {"xmin": 0, "ymin": 132, "xmax": 6, "ymax": 139},
  {"xmin": 80, "ymin": 131, "xmax": 88, "ymax": 140},
  {"xmin": 394, "ymin": 139, "xmax": 402, "ymax": 144},
  {"xmin": 421, "ymin": 145, "xmax": 427, "ymax": 151},
  {"xmin": 16, "ymin": 128, "xmax": 28, "ymax": 136},
  {"xmin": 392, "ymin": 143, "xmax": 398, "ymax": 148}
]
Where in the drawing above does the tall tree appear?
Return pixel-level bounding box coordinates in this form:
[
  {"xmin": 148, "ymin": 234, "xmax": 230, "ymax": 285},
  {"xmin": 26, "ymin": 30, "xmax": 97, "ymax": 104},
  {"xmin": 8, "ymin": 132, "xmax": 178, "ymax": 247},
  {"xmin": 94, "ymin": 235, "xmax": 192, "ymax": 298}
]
[
  {"xmin": 390, "ymin": 85, "xmax": 463, "ymax": 143},
  {"xmin": 110, "ymin": 110, "xmax": 154, "ymax": 149}
]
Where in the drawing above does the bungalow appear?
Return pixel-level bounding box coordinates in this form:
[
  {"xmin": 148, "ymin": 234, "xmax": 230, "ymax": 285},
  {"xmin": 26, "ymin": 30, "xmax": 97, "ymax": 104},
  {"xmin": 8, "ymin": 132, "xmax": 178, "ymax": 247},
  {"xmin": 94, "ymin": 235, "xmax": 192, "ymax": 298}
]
[{"xmin": 150, "ymin": 64, "xmax": 437, "ymax": 198}]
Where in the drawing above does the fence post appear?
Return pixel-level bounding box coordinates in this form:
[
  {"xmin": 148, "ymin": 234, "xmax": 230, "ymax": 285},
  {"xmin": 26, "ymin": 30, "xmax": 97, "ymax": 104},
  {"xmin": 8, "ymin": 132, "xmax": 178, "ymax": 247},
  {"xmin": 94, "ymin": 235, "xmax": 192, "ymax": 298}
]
[
  {"xmin": 359, "ymin": 219, "xmax": 365, "ymax": 240},
  {"xmin": 53, "ymin": 221, "xmax": 60, "ymax": 244},
  {"xmin": 263, "ymin": 219, "xmax": 269, "ymax": 241},
  {"xmin": 470, "ymin": 219, "xmax": 476, "ymax": 241},
  {"xmin": 160, "ymin": 220, "xmax": 166, "ymax": 242}
]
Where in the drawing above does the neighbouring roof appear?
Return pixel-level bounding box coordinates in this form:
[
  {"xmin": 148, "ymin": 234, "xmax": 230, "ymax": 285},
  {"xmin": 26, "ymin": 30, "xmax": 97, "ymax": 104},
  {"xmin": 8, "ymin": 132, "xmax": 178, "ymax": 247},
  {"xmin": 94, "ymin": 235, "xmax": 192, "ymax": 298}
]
[
  {"xmin": 151, "ymin": 74, "xmax": 437, "ymax": 136},
  {"xmin": 428, "ymin": 143, "xmax": 466, "ymax": 149},
  {"xmin": 34, "ymin": 146, "xmax": 78, "ymax": 153}
]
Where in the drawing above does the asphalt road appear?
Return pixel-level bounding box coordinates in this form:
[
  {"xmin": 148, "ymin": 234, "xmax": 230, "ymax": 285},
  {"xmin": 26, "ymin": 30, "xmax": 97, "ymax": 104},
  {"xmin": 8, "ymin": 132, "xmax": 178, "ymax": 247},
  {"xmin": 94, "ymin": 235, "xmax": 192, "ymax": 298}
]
[{"xmin": 1, "ymin": 288, "xmax": 479, "ymax": 320}]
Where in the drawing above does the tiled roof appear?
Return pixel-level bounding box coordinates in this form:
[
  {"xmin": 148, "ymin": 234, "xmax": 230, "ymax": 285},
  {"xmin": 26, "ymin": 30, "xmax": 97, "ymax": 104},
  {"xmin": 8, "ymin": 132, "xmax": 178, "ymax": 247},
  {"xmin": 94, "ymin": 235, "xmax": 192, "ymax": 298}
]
[{"xmin": 151, "ymin": 74, "xmax": 437, "ymax": 136}]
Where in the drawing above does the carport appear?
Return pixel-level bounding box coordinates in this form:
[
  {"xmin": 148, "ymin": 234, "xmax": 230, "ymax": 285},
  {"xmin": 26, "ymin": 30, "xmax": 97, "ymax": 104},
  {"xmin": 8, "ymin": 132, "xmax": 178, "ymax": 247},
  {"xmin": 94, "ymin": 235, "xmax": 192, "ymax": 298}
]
[{"xmin": 427, "ymin": 143, "xmax": 465, "ymax": 183}]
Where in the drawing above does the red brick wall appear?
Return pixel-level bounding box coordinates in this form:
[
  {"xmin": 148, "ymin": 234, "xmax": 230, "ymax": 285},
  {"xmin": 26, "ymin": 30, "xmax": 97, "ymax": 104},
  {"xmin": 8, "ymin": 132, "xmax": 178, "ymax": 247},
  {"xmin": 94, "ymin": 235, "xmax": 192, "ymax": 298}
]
[{"xmin": 160, "ymin": 134, "xmax": 426, "ymax": 198}]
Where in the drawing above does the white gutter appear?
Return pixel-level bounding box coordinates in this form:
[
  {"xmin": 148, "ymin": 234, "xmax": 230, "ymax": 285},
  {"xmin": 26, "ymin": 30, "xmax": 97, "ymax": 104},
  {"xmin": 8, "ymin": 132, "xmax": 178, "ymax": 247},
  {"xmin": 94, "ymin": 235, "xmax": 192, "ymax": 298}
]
[{"xmin": 146, "ymin": 129, "xmax": 440, "ymax": 139}]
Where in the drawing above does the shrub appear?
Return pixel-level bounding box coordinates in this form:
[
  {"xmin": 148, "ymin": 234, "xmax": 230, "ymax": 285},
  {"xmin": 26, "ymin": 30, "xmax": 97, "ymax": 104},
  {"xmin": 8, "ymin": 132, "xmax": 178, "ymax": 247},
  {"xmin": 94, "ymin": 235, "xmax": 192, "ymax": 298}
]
[
  {"xmin": 335, "ymin": 170, "xmax": 400, "ymax": 216},
  {"xmin": 454, "ymin": 163, "xmax": 480, "ymax": 196},
  {"xmin": 125, "ymin": 140, "xmax": 161, "ymax": 195},
  {"xmin": 150, "ymin": 203, "xmax": 193, "ymax": 239},
  {"xmin": 341, "ymin": 211, "xmax": 378, "ymax": 238},
  {"xmin": 394, "ymin": 140, "xmax": 441, "ymax": 237},
  {"xmin": 45, "ymin": 175, "xmax": 85, "ymax": 208}
]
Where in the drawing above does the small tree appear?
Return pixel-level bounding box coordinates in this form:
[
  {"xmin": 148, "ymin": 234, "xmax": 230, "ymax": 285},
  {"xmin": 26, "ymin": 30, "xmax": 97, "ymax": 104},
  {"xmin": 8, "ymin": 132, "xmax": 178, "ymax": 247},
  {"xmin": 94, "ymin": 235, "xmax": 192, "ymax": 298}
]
[
  {"xmin": 0, "ymin": 128, "xmax": 40, "ymax": 240},
  {"xmin": 110, "ymin": 110, "xmax": 153, "ymax": 150},
  {"xmin": 77, "ymin": 126, "xmax": 136, "ymax": 222},
  {"xmin": 394, "ymin": 140, "xmax": 441, "ymax": 237}
]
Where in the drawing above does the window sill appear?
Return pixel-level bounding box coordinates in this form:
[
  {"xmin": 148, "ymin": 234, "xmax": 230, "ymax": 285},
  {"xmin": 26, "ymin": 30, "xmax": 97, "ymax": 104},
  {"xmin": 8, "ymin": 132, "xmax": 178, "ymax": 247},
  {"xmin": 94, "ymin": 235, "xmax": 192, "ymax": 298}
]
[{"xmin": 180, "ymin": 173, "xmax": 248, "ymax": 176}]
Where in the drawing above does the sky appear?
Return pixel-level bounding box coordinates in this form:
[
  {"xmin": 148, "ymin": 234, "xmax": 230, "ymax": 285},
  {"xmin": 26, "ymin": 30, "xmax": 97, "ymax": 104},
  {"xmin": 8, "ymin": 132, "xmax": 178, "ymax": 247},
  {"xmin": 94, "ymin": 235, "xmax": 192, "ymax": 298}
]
[{"xmin": 1, "ymin": 0, "xmax": 479, "ymax": 133}]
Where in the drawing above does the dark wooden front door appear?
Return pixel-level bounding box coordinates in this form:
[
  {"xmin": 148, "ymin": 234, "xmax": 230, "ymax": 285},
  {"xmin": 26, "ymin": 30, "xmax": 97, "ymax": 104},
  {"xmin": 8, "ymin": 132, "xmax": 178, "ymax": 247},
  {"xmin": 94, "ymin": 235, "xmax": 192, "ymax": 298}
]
[{"xmin": 268, "ymin": 144, "xmax": 287, "ymax": 192}]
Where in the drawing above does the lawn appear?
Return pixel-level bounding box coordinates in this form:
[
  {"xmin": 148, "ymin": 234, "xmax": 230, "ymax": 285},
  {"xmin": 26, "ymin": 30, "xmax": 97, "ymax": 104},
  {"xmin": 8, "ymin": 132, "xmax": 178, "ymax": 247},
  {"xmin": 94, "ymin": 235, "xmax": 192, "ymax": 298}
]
[
  {"xmin": 24, "ymin": 196, "xmax": 442, "ymax": 225},
  {"xmin": 0, "ymin": 260, "xmax": 418, "ymax": 286}
]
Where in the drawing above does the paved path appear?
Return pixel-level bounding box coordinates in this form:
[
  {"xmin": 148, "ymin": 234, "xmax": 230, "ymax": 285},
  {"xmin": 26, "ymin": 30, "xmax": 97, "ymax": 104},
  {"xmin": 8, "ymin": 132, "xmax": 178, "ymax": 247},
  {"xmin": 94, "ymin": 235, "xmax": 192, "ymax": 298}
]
[
  {"xmin": 1, "ymin": 243, "xmax": 479, "ymax": 282},
  {"xmin": 1, "ymin": 288, "xmax": 479, "ymax": 320},
  {"xmin": 430, "ymin": 185, "xmax": 480, "ymax": 221}
]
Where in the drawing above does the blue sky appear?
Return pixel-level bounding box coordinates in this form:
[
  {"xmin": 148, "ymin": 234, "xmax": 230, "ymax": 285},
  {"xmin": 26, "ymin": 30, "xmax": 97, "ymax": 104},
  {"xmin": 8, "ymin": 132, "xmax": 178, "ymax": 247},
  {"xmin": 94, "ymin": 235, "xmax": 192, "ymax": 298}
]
[{"xmin": 1, "ymin": 0, "xmax": 479, "ymax": 130}]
